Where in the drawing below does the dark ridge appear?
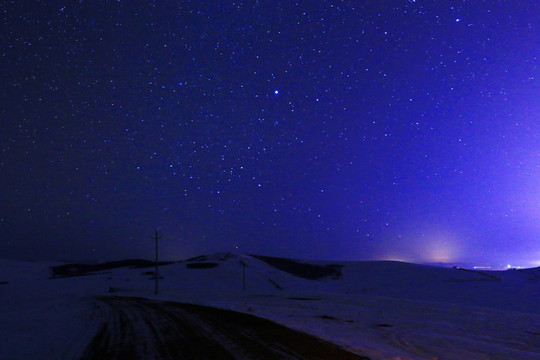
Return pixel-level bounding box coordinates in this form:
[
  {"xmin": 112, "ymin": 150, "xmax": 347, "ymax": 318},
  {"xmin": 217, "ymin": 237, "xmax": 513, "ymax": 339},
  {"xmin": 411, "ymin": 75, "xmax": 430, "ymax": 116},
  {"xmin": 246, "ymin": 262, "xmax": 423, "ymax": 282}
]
[
  {"xmin": 185, "ymin": 253, "xmax": 236, "ymax": 262},
  {"xmin": 318, "ymin": 315, "xmax": 338, "ymax": 320},
  {"xmin": 250, "ymin": 254, "xmax": 343, "ymax": 280},
  {"xmin": 51, "ymin": 259, "xmax": 175, "ymax": 278},
  {"xmin": 458, "ymin": 268, "xmax": 501, "ymax": 281},
  {"xmin": 185, "ymin": 255, "xmax": 209, "ymax": 262},
  {"xmin": 186, "ymin": 262, "xmax": 219, "ymax": 269},
  {"xmin": 267, "ymin": 279, "xmax": 283, "ymax": 290},
  {"xmin": 0, "ymin": 281, "xmax": 8, "ymax": 285}
]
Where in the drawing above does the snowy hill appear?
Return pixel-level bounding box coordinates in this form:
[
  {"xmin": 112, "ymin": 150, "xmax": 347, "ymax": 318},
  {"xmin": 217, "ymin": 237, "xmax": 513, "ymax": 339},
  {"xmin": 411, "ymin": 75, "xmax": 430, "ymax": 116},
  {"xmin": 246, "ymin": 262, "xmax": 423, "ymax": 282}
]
[{"xmin": 1, "ymin": 254, "xmax": 539, "ymax": 360}]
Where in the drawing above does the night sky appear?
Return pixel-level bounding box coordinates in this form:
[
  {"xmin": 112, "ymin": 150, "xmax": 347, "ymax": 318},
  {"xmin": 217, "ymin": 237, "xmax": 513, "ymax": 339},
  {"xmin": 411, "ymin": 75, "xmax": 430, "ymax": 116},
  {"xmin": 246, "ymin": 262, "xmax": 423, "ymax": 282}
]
[{"xmin": 2, "ymin": 1, "xmax": 539, "ymax": 268}]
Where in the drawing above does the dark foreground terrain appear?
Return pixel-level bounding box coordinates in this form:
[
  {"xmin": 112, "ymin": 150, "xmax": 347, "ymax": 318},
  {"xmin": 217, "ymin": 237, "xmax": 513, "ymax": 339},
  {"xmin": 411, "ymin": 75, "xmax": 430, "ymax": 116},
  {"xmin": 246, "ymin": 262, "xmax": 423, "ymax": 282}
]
[{"xmin": 81, "ymin": 296, "xmax": 370, "ymax": 360}]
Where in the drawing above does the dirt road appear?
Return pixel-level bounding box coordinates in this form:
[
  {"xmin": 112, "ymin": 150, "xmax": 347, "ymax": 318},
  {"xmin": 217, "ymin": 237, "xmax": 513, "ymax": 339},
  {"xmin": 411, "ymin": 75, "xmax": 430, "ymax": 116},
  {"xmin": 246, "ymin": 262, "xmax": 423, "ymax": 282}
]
[{"xmin": 80, "ymin": 296, "xmax": 370, "ymax": 360}]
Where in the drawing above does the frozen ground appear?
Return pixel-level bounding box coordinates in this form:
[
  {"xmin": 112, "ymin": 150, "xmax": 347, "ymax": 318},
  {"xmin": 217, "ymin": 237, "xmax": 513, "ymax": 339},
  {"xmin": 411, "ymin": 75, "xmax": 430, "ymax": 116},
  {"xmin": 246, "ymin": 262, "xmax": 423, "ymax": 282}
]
[
  {"xmin": 1, "ymin": 253, "xmax": 539, "ymax": 359},
  {"xmin": 79, "ymin": 296, "xmax": 367, "ymax": 359}
]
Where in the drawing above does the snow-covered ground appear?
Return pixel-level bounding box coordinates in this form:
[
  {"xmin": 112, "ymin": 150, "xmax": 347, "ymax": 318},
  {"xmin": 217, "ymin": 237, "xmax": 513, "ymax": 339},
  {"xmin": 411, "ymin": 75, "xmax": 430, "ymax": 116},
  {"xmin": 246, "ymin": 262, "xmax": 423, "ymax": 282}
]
[{"xmin": 1, "ymin": 254, "xmax": 539, "ymax": 360}]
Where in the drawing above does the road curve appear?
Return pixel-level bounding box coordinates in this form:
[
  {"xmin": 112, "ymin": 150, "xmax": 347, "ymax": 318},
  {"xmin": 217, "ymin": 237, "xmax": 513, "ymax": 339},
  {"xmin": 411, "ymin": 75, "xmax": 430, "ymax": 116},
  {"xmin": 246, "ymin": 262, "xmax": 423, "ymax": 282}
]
[{"xmin": 80, "ymin": 296, "xmax": 370, "ymax": 360}]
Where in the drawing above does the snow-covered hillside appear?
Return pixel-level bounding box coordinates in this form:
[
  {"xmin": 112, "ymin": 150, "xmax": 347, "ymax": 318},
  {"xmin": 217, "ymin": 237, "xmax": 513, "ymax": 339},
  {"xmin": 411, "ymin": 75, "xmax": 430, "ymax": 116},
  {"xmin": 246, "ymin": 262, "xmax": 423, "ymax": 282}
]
[{"xmin": 1, "ymin": 254, "xmax": 539, "ymax": 359}]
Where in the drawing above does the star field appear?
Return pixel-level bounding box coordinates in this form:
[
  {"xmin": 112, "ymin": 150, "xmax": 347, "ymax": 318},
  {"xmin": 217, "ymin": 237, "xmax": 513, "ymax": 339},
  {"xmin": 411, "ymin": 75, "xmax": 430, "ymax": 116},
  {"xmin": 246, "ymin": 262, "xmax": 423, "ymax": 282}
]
[{"xmin": 1, "ymin": 1, "xmax": 539, "ymax": 267}]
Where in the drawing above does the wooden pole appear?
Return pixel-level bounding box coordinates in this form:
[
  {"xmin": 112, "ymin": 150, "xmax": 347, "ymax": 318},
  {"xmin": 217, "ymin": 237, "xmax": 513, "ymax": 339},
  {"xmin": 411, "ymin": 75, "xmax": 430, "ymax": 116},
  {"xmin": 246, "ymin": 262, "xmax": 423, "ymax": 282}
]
[
  {"xmin": 153, "ymin": 229, "xmax": 162, "ymax": 295},
  {"xmin": 240, "ymin": 261, "xmax": 247, "ymax": 290}
]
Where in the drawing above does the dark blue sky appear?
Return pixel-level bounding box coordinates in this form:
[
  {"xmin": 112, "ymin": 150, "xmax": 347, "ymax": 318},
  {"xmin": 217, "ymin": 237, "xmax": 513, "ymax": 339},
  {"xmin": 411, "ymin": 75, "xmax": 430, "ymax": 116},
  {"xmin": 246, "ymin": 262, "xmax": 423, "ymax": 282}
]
[{"xmin": 1, "ymin": 1, "xmax": 539, "ymax": 267}]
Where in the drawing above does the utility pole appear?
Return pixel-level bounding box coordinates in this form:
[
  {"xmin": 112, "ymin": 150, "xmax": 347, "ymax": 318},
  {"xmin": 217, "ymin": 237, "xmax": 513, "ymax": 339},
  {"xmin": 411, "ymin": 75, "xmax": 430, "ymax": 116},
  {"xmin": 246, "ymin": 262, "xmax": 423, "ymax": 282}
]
[
  {"xmin": 239, "ymin": 260, "xmax": 247, "ymax": 290},
  {"xmin": 152, "ymin": 228, "xmax": 162, "ymax": 295}
]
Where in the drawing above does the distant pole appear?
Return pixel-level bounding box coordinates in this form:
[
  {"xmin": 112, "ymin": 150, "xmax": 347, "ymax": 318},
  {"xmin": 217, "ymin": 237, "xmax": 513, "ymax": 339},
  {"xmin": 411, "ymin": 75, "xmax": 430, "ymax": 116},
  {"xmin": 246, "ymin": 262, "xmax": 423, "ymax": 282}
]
[
  {"xmin": 240, "ymin": 261, "xmax": 247, "ymax": 290},
  {"xmin": 152, "ymin": 229, "xmax": 162, "ymax": 295}
]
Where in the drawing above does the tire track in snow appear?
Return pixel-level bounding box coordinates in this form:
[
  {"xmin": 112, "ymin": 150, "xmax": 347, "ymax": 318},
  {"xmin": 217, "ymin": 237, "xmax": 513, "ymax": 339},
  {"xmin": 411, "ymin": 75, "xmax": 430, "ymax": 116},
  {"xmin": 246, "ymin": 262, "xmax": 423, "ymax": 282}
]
[{"xmin": 80, "ymin": 296, "xmax": 370, "ymax": 360}]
